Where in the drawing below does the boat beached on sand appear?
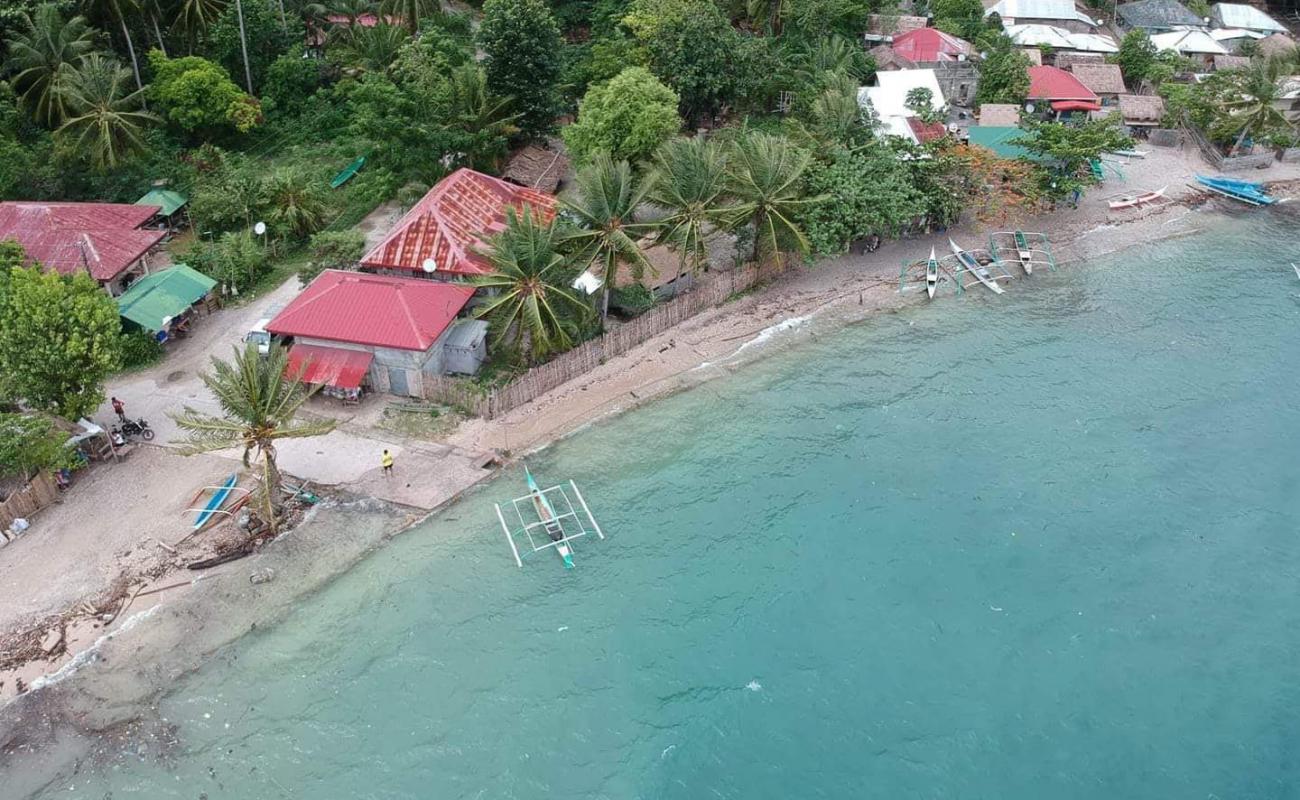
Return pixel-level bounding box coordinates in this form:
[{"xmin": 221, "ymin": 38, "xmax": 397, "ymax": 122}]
[
  {"xmin": 1108, "ymin": 186, "xmax": 1167, "ymax": 210},
  {"xmin": 949, "ymin": 238, "xmax": 1004, "ymax": 295},
  {"xmin": 926, "ymin": 247, "xmax": 939, "ymax": 299},
  {"xmin": 1195, "ymin": 175, "xmax": 1276, "ymax": 206}
]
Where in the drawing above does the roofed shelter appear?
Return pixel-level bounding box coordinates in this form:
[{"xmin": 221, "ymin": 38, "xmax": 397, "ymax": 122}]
[
  {"xmin": 1027, "ymin": 65, "xmax": 1101, "ymax": 113},
  {"xmin": 864, "ymin": 13, "xmax": 928, "ymax": 42},
  {"xmin": 966, "ymin": 126, "xmax": 1044, "ymax": 160},
  {"xmin": 1118, "ymin": 93, "xmax": 1166, "ymax": 128},
  {"xmin": 1116, "ymin": 0, "xmax": 1206, "ymax": 32},
  {"xmin": 360, "ymin": 168, "xmax": 556, "ymax": 280},
  {"xmin": 0, "ymin": 201, "xmax": 165, "ymax": 296},
  {"xmin": 267, "ymin": 270, "xmax": 481, "ymax": 397},
  {"xmin": 1256, "ymin": 33, "xmax": 1298, "ymax": 59},
  {"xmin": 1005, "ymin": 24, "xmax": 1119, "ymax": 54},
  {"xmin": 1209, "ymin": 3, "xmax": 1286, "ymax": 34},
  {"xmin": 116, "ymin": 264, "xmax": 217, "ymax": 338},
  {"xmin": 1151, "ymin": 28, "xmax": 1229, "ymax": 66},
  {"xmin": 859, "ymin": 69, "xmax": 948, "ymax": 144},
  {"xmin": 502, "ymin": 145, "xmax": 570, "ymax": 195},
  {"xmin": 134, "ymin": 188, "xmax": 188, "ymax": 230},
  {"xmin": 1069, "ymin": 63, "xmax": 1126, "ymax": 103}
]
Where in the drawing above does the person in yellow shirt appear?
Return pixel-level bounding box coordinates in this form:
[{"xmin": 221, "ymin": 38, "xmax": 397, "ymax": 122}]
[{"xmin": 381, "ymin": 449, "xmax": 394, "ymax": 476}]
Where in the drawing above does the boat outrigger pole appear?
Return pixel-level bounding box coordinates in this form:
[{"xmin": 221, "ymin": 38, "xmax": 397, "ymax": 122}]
[{"xmin": 496, "ymin": 466, "xmax": 606, "ymax": 569}]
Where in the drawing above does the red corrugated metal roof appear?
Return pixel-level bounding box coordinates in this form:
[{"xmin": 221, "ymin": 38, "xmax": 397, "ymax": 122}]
[
  {"xmin": 892, "ymin": 28, "xmax": 973, "ymax": 62},
  {"xmin": 1027, "ymin": 65, "xmax": 1100, "ymax": 102},
  {"xmin": 360, "ymin": 168, "xmax": 557, "ymax": 277},
  {"xmin": 0, "ymin": 201, "xmax": 164, "ymax": 282},
  {"xmin": 267, "ymin": 270, "xmax": 473, "ymax": 351},
  {"xmin": 906, "ymin": 117, "xmax": 949, "ymax": 142},
  {"xmin": 287, "ymin": 343, "xmax": 374, "ymax": 389}
]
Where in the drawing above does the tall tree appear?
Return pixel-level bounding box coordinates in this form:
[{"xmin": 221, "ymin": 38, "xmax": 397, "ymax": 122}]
[
  {"xmin": 975, "ymin": 40, "xmax": 1032, "ymax": 106},
  {"xmin": 56, "ymin": 53, "xmax": 158, "ymax": 170},
  {"xmin": 172, "ymin": 0, "xmax": 228, "ymax": 48},
  {"xmin": 4, "ymin": 5, "xmax": 99, "ymax": 128},
  {"xmin": 172, "ymin": 344, "xmax": 337, "ymax": 533},
  {"xmin": 645, "ymin": 136, "xmax": 733, "ymax": 274},
  {"xmin": 560, "ymin": 154, "xmax": 659, "ymax": 317},
  {"xmin": 0, "ymin": 265, "xmax": 123, "ymax": 420},
  {"xmin": 80, "ymin": 0, "xmax": 144, "ymax": 93},
  {"xmin": 1115, "ymin": 29, "xmax": 1155, "ymax": 88},
  {"xmin": 380, "ymin": 0, "xmax": 439, "ymax": 34},
  {"xmin": 623, "ymin": 0, "xmax": 739, "ymax": 121},
  {"xmin": 207, "ymin": 0, "xmax": 293, "ymax": 93},
  {"xmin": 472, "ymin": 207, "xmax": 592, "ymax": 362},
  {"xmin": 477, "ymin": 0, "xmax": 562, "ymax": 137},
  {"xmin": 563, "ymin": 66, "xmax": 682, "ymax": 164},
  {"xmin": 724, "ymin": 132, "xmax": 818, "ymax": 267}
]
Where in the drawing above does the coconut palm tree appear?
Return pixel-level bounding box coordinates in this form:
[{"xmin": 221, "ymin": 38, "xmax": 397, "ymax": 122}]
[
  {"xmin": 337, "ymin": 21, "xmax": 408, "ymax": 71},
  {"xmin": 56, "ymin": 54, "xmax": 158, "ymax": 171},
  {"xmin": 4, "ymin": 6, "xmax": 99, "ymax": 128},
  {"xmin": 724, "ymin": 132, "xmax": 819, "ymax": 268},
  {"xmin": 380, "ymin": 0, "xmax": 438, "ymax": 34},
  {"xmin": 80, "ymin": 0, "xmax": 144, "ymax": 92},
  {"xmin": 1215, "ymin": 60, "xmax": 1293, "ymax": 156},
  {"xmin": 172, "ymin": 0, "xmax": 228, "ymax": 48},
  {"xmin": 172, "ymin": 344, "xmax": 336, "ymax": 533},
  {"xmin": 472, "ymin": 207, "xmax": 592, "ymax": 362},
  {"xmin": 262, "ymin": 170, "xmax": 329, "ymax": 239},
  {"xmin": 561, "ymin": 154, "xmax": 659, "ymax": 318},
  {"xmin": 645, "ymin": 137, "xmax": 733, "ymax": 276}
]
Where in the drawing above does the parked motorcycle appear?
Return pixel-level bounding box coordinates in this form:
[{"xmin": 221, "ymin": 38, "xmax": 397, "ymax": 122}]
[{"xmin": 114, "ymin": 418, "xmax": 155, "ymax": 441}]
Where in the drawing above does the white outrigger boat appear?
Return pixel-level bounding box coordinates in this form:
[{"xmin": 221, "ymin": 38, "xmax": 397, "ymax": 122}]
[
  {"xmin": 949, "ymin": 238, "xmax": 1004, "ymax": 295},
  {"xmin": 495, "ymin": 466, "xmax": 604, "ymax": 568},
  {"xmin": 926, "ymin": 247, "xmax": 939, "ymax": 299}
]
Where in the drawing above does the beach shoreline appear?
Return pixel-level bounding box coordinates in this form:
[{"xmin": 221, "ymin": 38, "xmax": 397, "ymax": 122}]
[{"xmin": 2, "ymin": 145, "xmax": 1298, "ymax": 795}]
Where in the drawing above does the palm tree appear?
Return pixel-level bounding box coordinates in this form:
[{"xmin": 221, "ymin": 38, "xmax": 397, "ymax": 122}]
[
  {"xmin": 380, "ymin": 0, "xmax": 439, "ymax": 34},
  {"xmin": 56, "ymin": 54, "xmax": 158, "ymax": 171},
  {"xmin": 172, "ymin": 0, "xmax": 228, "ymax": 48},
  {"xmin": 745, "ymin": 0, "xmax": 787, "ymax": 35},
  {"xmin": 1216, "ymin": 60, "xmax": 1293, "ymax": 156},
  {"xmin": 471, "ymin": 208, "xmax": 593, "ymax": 362},
  {"xmin": 80, "ymin": 0, "xmax": 144, "ymax": 92},
  {"xmin": 724, "ymin": 132, "xmax": 819, "ymax": 268},
  {"xmin": 263, "ymin": 170, "xmax": 329, "ymax": 239},
  {"xmin": 793, "ymin": 36, "xmax": 871, "ymax": 87},
  {"xmin": 338, "ymin": 22, "xmax": 408, "ymax": 71},
  {"xmin": 4, "ymin": 6, "xmax": 99, "ymax": 128},
  {"xmin": 172, "ymin": 344, "xmax": 336, "ymax": 533},
  {"xmin": 560, "ymin": 154, "xmax": 659, "ymax": 318},
  {"xmin": 645, "ymin": 137, "xmax": 733, "ymax": 276}
]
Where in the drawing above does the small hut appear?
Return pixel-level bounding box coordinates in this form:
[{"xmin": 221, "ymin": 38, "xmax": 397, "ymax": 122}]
[
  {"xmin": 1118, "ymin": 94, "xmax": 1166, "ymax": 133},
  {"xmin": 502, "ymin": 145, "xmax": 571, "ymax": 195},
  {"xmin": 1069, "ymin": 64, "xmax": 1127, "ymax": 105}
]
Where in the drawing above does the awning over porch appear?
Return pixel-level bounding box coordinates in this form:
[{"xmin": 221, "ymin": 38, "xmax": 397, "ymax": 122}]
[
  {"xmin": 1051, "ymin": 99, "xmax": 1102, "ymax": 112},
  {"xmin": 286, "ymin": 343, "xmax": 374, "ymax": 390}
]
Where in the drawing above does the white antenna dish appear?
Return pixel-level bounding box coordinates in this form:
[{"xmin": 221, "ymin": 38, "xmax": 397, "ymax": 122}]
[
  {"xmin": 253, "ymin": 221, "xmax": 267, "ymax": 236},
  {"xmin": 422, "ymin": 257, "xmax": 437, "ymax": 273}
]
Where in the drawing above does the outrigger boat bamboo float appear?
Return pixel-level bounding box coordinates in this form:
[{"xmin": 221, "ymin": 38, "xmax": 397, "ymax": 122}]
[
  {"xmin": 926, "ymin": 247, "xmax": 939, "ymax": 299},
  {"xmin": 496, "ymin": 466, "xmax": 604, "ymax": 568},
  {"xmin": 1108, "ymin": 186, "xmax": 1167, "ymax": 210},
  {"xmin": 949, "ymin": 238, "xmax": 1004, "ymax": 294}
]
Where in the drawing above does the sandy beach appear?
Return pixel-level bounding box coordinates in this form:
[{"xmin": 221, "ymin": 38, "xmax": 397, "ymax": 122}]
[{"xmin": 2, "ymin": 142, "xmax": 1299, "ymax": 795}]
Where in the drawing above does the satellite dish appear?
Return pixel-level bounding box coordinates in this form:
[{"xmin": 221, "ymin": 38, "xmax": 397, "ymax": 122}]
[
  {"xmin": 422, "ymin": 257, "xmax": 437, "ymax": 273},
  {"xmin": 1025, "ymin": 102, "xmax": 1036, "ymax": 114},
  {"xmin": 253, "ymin": 221, "xmax": 267, "ymax": 236}
]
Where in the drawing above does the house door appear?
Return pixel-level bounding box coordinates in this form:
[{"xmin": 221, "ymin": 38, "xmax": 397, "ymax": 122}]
[{"xmin": 388, "ymin": 367, "xmax": 410, "ymax": 396}]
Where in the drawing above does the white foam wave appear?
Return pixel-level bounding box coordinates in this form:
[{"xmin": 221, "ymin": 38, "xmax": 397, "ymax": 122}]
[{"xmin": 26, "ymin": 605, "xmax": 161, "ymax": 693}]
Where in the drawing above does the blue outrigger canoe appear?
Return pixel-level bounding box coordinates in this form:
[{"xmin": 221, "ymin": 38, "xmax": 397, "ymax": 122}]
[
  {"xmin": 1195, "ymin": 175, "xmax": 1276, "ymax": 206},
  {"xmin": 194, "ymin": 474, "xmax": 237, "ymax": 530}
]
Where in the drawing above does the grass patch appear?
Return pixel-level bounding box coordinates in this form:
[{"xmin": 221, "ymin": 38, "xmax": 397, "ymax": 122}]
[{"xmin": 376, "ymin": 402, "xmax": 463, "ymax": 439}]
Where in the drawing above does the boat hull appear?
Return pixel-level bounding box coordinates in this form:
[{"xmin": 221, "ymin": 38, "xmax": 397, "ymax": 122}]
[{"xmin": 949, "ymin": 239, "xmax": 1004, "ymax": 295}]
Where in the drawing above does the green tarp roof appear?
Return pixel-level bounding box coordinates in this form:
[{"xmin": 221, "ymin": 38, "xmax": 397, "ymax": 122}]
[
  {"xmin": 117, "ymin": 264, "xmax": 215, "ymax": 331},
  {"xmin": 966, "ymin": 126, "xmax": 1043, "ymax": 161},
  {"xmin": 135, "ymin": 188, "xmax": 188, "ymax": 217}
]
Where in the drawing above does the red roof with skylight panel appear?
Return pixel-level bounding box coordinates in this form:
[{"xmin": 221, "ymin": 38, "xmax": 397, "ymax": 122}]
[
  {"xmin": 267, "ymin": 270, "xmax": 474, "ymax": 351},
  {"xmin": 360, "ymin": 168, "xmax": 557, "ymax": 277}
]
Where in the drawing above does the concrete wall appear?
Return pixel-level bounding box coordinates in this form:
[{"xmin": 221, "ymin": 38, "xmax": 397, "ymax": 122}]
[
  {"xmin": 925, "ymin": 61, "xmax": 979, "ymax": 107},
  {"xmin": 1279, "ymin": 147, "xmax": 1300, "ymax": 163}
]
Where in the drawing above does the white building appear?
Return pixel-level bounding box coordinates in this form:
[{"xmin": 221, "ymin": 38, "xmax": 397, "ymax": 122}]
[{"xmin": 858, "ymin": 69, "xmax": 948, "ymax": 144}]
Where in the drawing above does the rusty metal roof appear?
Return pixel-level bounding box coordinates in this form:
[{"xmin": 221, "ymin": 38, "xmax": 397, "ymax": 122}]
[
  {"xmin": 360, "ymin": 168, "xmax": 557, "ymax": 277},
  {"xmin": 0, "ymin": 201, "xmax": 164, "ymax": 283}
]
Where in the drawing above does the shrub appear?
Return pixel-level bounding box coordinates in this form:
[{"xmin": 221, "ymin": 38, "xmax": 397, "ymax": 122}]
[
  {"xmin": 611, "ymin": 283, "xmax": 656, "ymax": 316},
  {"xmin": 119, "ymin": 329, "xmax": 164, "ymax": 368},
  {"xmin": 301, "ymin": 230, "xmax": 366, "ymax": 283}
]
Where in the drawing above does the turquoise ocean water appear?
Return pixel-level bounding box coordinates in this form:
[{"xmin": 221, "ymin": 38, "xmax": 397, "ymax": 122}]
[{"xmin": 32, "ymin": 213, "xmax": 1300, "ymax": 798}]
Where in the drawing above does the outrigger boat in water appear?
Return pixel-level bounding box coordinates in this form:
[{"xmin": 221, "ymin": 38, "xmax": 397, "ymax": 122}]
[
  {"xmin": 496, "ymin": 466, "xmax": 605, "ymax": 568},
  {"xmin": 949, "ymin": 238, "xmax": 1004, "ymax": 294},
  {"xmin": 926, "ymin": 247, "xmax": 939, "ymax": 299}
]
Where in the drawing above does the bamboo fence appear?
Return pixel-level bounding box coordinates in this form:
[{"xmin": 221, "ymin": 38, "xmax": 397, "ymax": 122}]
[
  {"xmin": 424, "ymin": 265, "xmax": 770, "ymax": 419},
  {"xmin": 0, "ymin": 471, "xmax": 59, "ymax": 533}
]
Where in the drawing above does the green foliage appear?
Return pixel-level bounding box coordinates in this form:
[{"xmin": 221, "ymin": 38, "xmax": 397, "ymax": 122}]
[
  {"xmin": 118, "ymin": 328, "xmax": 164, "ymax": 368},
  {"xmin": 1115, "ymin": 30, "xmax": 1154, "ymax": 87},
  {"xmin": 0, "ymin": 265, "xmax": 123, "ymax": 419},
  {"xmin": 301, "ymin": 229, "xmax": 365, "ymax": 283},
  {"xmin": 262, "ymin": 47, "xmax": 325, "ymax": 117},
  {"xmin": 646, "ymin": 136, "xmax": 733, "ymax": 272},
  {"xmin": 975, "ymin": 41, "xmax": 1032, "ymax": 106},
  {"xmin": 4, "ymin": 4, "xmax": 98, "ymax": 128},
  {"xmin": 0, "ymin": 413, "xmax": 72, "ymax": 480},
  {"xmin": 186, "ymin": 230, "xmax": 267, "ymax": 293},
  {"xmin": 564, "ymin": 67, "xmax": 681, "ymax": 164},
  {"xmin": 0, "ymin": 83, "xmax": 58, "ymax": 199},
  {"xmin": 148, "ymin": 51, "xmax": 260, "ymax": 135},
  {"xmin": 1014, "ymin": 116, "xmax": 1132, "ymax": 199},
  {"xmin": 471, "ymin": 207, "xmax": 593, "ymax": 362},
  {"xmin": 55, "ymin": 53, "xmax": 158, "ymax": 172},
  {"xmin": 262, "ymin": 169, "xmax": 329, "ymax": 239},
  {"xmin": 797, "ymin": 143, "xmax": 925, "ymax": 255},
  {"xmin": 332, "ymin": 22, "xmax": 410, "ymax": 73},
  {"xmin": 623, "ymin": 0, "xmax": 746, "ymax": 120},
  {"xmin": 931, "ymin": 0, "xmax": 985, "ymax": 40},
  {"xmin": 782, "ymin": 0, "xmax": 876, "ymax": 41},
  {"xmin": 204, "ymin": 0, "xmax": 297, "ymax": 93},
  {"xmin": 610, "ymin": 282, "xmax": 655, "ymax": 315},
  {"xmin": 478, "ymin": 0, "xmax": 563, "ymax": 136},
  {"xmin": 905, "ymin": 86, "xmax": 943, "ymax": 124},
  {"xmin": 724, "ymin": 131, "xmax": 819, "ymax": 266}
]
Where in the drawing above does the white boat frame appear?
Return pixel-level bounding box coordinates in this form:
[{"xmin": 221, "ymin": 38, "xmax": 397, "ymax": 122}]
[{"xmin": 495, "ymin": 480, "xmax": 605, "ymax": 568}]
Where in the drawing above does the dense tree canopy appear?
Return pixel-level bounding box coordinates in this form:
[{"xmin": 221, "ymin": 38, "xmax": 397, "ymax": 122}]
[
  {"xmin": 148, "ymin": 51, "xmax": 259, "ymax": 134},
  {"xmin": 564, "ymin": 67, "xmax": 681, "ymax": 164},
  {"xmin": 478, "ymin": 0, "xmax": 563, "ymax": 136},
  {"xmin": 975, "ymin": 41, "xmax": 1032, "ymax": 106}
]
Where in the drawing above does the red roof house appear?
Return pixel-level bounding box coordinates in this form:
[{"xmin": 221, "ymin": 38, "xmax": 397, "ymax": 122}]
[
  {"xmin": 891, "ymin": 28, "xmax": 974, "ymax": 62},
  {"xmin": 1027, "ymin": 65, "xmax": 1101, "ymax": 111},
  {"xmin": 268, "ymin": 270, "xmax": 473, "ymax": 351},
  {"xmin": 360, "ymin": 168, "xmax": 557, "ymax": 279},
  {"xmin": 268, "ymin": 270, "xmax": 483, "ymax": 396},
  {"xmin": 0, "ymin": 201, "xmax": 165, "ymax": 294}
]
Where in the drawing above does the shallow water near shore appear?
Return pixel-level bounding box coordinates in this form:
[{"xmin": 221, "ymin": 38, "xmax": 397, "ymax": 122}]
[{"xmin": 26, "ymin": 212, "xmax": 1300, "ymax": 798}]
